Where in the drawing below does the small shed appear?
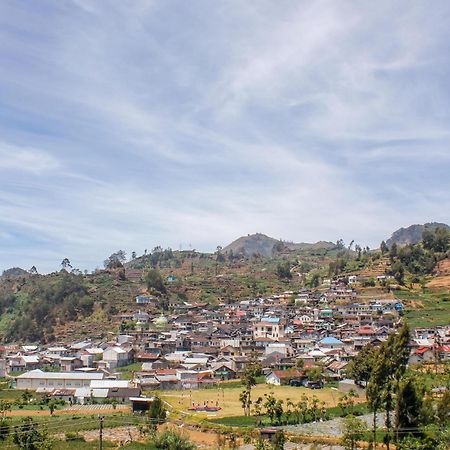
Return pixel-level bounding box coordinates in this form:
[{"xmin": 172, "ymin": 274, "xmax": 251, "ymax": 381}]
[{"xmin": 130, "ymin": 396, "xmax": 155, "ymax": 413}]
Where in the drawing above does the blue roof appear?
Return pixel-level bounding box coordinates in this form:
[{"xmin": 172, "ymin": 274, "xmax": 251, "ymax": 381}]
[
  {"xmin": 261, "ymin": 317, "xmax": 280, "ymax": 323},
  {"xmin": 319, "ymin": 336, "xmax": 343, "ymax": 344}
]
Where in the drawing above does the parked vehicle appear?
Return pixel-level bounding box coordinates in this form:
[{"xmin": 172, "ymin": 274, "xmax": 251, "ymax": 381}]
[{"xmin": 306, "ymin": 380, "xmax": 323, "ymax": 389}]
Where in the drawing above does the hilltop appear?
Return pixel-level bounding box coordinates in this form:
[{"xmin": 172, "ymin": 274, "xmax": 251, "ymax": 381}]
[
  {"xmin": 222, "ymin": 233, "xmax": 335, "ymax": 258},
  {"xmin": 386, "ymin": 222, "xmax": 449, "ymax": 248}
]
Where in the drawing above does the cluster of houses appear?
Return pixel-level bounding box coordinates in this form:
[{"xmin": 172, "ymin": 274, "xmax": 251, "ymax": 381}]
[{"xmin": 2, "ymin": 287, "xmax": 449, "ymax": 405}]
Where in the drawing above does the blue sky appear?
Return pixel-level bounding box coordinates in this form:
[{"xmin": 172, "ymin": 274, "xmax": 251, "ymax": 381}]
[{"xmin": 0, "ymin": 0, "xmax": 449, "ymax": 273}]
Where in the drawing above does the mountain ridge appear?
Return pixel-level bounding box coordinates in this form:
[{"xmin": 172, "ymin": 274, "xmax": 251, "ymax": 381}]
[{"xmin": 386, "ymin": 222, "xmax": 449, "ymax": 248}]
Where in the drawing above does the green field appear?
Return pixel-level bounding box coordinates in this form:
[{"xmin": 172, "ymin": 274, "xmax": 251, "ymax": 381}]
[{"xmin": 396, "ymin": 289, "xmax": 450, "ymax": 327}]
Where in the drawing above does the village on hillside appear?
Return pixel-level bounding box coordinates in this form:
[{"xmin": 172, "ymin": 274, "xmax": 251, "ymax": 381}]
[{"xmin": 2, "ymin": 275, "xmax": 449, "ymax": 413}]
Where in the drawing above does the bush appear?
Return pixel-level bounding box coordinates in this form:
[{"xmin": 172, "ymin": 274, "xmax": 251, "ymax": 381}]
[
  {"xmin": 154, "ymin": 430, "xmax": 197, "ymax": 449},
  {"xmin": 65, "ymin": 431, "xmax": 85, "ymax": 442}
]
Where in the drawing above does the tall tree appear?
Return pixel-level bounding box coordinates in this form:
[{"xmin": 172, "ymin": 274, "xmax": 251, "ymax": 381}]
[
  {"xmin": 395, "ymin": 378, "xmax": 423, "ymax": 441},
  {"xmin": 104, "ymin": 250, "xmax": 127, "ymax": 269},
  {"xmin": 144, "ymin": 269, "xmax": 166, "ymax": 295},
  {"xmin": 61, "ymin": 258, "xmax": 71, "ymax": 270}
]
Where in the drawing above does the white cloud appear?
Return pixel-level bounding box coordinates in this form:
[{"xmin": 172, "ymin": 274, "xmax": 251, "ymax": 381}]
[{"xmin": 0, "ymin": 142, "xmax": 59, "ymax": 173}]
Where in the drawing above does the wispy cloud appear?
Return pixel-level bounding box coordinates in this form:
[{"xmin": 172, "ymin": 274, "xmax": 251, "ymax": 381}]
[{"xmin": 0, "ymin": 0, "xmax": 449, "ymax": 272}]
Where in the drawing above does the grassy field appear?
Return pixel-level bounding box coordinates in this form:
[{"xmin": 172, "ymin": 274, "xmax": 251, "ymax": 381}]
[
  {"xmin": 396, "ymin": 289, "xmax": 450, "ymax": 327},
  {"xmin": 158, "ymin": 383, "xmax": 362, "ymax": 419}
]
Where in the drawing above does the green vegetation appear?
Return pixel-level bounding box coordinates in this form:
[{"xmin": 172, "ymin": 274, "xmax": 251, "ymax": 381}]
[
  {"xmin": 208, "ymin": 402, "xmax": 369, "ymax": 427},
  {"xmin": 0, "ymin": 272, "xmax": 94, "ymax": 342},
  {"xmin": 396, "ymin": 290, "xmax": 450, "ymax": 328},
  {"xmin": 116, "ymin": 362, "xmax": 143, "ymax": 380},
  {"xmin": 366, "ymin": 324, "xmax": 449, "ymax": 450}
]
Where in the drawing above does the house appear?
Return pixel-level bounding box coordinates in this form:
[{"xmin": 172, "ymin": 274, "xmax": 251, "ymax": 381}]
[
  {"xmin": 8, "ymin": 355, "xmax": 41, "ymax": 373},
  {"xmin": 266, "ymin": 369, "xmax": 303, "ymax": 386},
  {"xmin": 102, "ymin": 347, "xmax": 132, "ymax": 369},
  {"xmin": 409, "ymin": 347, "xmax": 434, "ymax": 365},
  {"xmin": 318, "ymin": 336, "xmax": 345, "ymax": 349},
  {"xmin": 15, "ymin": 369, "xmax": 104, "ymax": 391},
  {"xmin": 211, "ymin": 363, "xmax": 237, "ymax": 380},
  {"xmin": 253, "ymin": 318, "xmax": 284, "ymax": 341},
  {"xmin": 136, "ymin": 295, "xmax": 154, "ymax": 305}
]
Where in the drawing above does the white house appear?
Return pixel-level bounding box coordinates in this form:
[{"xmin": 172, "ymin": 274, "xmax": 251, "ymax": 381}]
[
  {"xmin": 102, "ymin": 347, "xmax": 132, "ymax": 369},
  {"xmin": 253, "ymin": 318, "xmax": 284, "ymax": 341},
  {"xmin": 15, "ymin": 369, "xmax": 104, "ymax": 391}
]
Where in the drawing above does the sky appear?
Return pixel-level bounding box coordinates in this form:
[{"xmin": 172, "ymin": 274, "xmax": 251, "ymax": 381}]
[{"xmin": 0, "ymin": 0, "xmax": 449, "ymax": 273}]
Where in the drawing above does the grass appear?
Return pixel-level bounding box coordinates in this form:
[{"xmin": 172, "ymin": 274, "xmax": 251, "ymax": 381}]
[
  {"xmin": 158, "ymin": 383, "xmax": 362, "ymax": 419},
  {"xmin": 117, "ymin": 362, "xmax": 143, "ymax": 380},
  {"xmin": 6, "ymin": 412, "xmax": 142, "ymax": 433},
  {"xmin": 395, "ymin": 289, "xmax": 450, "ymax": 327}
]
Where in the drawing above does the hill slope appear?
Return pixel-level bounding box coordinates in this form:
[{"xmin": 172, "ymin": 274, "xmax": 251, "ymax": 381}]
[{"xmin": 386, "ymin": 222, "xmax": 449, "ymax": 248}]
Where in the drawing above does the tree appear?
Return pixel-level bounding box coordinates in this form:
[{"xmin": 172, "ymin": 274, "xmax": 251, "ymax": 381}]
[
  {"xmin": 104, "ymin": 250, "xmax": 126, "ymax": 269},
  {"xmin": 305, "ymin": 366, "xmax": 323, "ymax": 383},
  {"xmin": 61, "ymin": 258, "xmax": 71, "ymax": 270},
  {"xmin": 341, "ymin": 415, "xmax": 368, "ymax": 450},
  {"xmin": 395, "ymin": 378, "xmax": 423, "ymax": 441},
  {"xmin": 338, "ymin": 390, "xmax": 358, "ymax": 417},
  {"xmin": 380, "ymin": 241, "xmax": 389, "ymax": 254},
  {"xmin": 390, "ymin": 242, "xmax": 398, "ymax": 259},
  {"xmin": 29, "ymin": 266, "xmax": 38, "ymax": 275},
  {"xmin": 423, "ymin": 227, "xmax": 450, "ymax": 253},
  {"xmin": 367, "ymin": 324, "xmax": 410, "ymax": 450},
  {"xmin": 0, "ymin": 400, "xmax": 11, "ymax": 418},
  {"xmin": 13, "ymin": 417, "xmax": 52, "ymax": 450},
  {"xmin": 240, "ymin": 360, "xmax": 260, "ymax": 416},
  {"xmin": 336, "ymin": 239, "xmax": 345, "ymax": 250},
  {"xmin": 144, "ymin": 269, "xmax": 166, "ymax": 294},
  {"xmin": 436, "ymin": 389, "xmax": 450, "ymax": 425},
  {"xmin": 308, "ymin": 273, "xmax": 321, "ymax": 288},
  {"xmin": 391, "ymin": 260, "xmax": 405, "ymax": 285},
  {"xmin": 21, "ymin": 390, "xmax": 33, "ymax": 404},
  {"xmin": 261, "ymin": 392, "xmax": 284, "ymax": 425},
  {"xmin": 131, "ymin": 251, "xmax": 137, "ymax": 260},
  {"xmin": 346, "ymin": 344, "xmax": 377, "ymax": 385},
  {"xmin": 47, "ymin": 399, "xmax": 58, "ymax": 416},
  {"xmin": 276, "ymin": 261, "xmax": 292, "ymax": 280},
  {"xmin": 141, "ymin": 396, "xmax": 167, "ymax": 436}
]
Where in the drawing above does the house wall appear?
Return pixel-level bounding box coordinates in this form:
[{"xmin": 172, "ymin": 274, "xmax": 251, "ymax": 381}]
[{"xmin": 16, "ymin": 377, "xmax": 93, "ymax": 391}]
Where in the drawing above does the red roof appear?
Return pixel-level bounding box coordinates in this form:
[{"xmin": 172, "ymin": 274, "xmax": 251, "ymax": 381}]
[
  {"xmin": 358, "ymin": 326, "xmax": 375, "ymax": 335},
  {"xmin": 271, "ymin": 370, "xmax": 303, "ymax": 379},
  {"xmin": 415, "ymin": 346, "xmax": 432, "ymax": 355},
  {"xmin": 155, "ymin": 369, "xmax": 177, "ymax": 375}
]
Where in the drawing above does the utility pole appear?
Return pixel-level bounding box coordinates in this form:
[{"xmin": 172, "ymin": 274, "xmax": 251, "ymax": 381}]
[{"xmin": 98, "ymin": 415, "xmax": 104, "ymax": 450}]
